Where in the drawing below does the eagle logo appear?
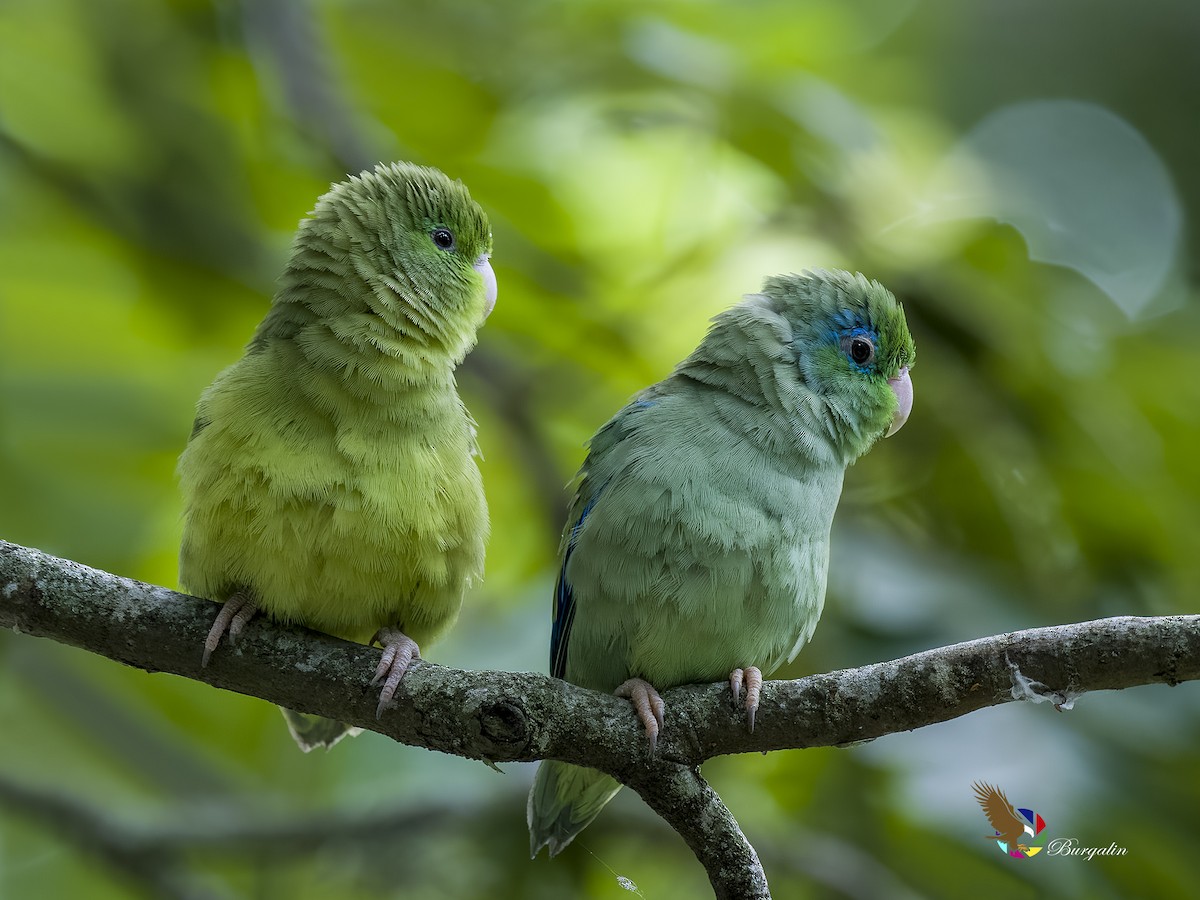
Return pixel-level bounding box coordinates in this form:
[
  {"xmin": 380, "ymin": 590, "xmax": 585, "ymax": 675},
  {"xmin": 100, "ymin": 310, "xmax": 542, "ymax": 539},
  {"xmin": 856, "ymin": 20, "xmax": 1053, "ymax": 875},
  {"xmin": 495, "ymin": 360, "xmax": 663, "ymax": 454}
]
[{"xmin": 972, "ymin": 782, "xmax": 1046, "ymax": 858}]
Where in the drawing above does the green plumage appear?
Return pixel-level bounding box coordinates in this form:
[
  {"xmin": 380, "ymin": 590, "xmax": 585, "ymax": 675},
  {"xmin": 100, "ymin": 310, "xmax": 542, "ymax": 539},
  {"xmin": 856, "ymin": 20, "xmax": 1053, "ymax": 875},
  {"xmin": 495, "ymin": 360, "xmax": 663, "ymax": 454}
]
[
  {"xmin": 178, "ymin": 162, "xmax": 494, "ymax": 750},
  {"xmin": 529, "ymin": 270, "xmax": 915, "ymax": 854}
]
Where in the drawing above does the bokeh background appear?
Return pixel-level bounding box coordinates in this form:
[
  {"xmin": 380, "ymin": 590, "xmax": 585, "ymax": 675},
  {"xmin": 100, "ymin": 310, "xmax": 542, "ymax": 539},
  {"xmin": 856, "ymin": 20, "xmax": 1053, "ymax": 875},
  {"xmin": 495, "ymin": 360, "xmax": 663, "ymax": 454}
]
[{"xmin": 2, "ymin": 0, "xmax": 1198, "ymax": 897}]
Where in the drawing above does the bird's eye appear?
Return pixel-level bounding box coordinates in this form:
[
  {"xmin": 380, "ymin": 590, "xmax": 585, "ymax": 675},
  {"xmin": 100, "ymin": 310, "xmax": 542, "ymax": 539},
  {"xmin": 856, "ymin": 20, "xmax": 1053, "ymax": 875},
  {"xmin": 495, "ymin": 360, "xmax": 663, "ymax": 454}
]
[
  {"xmin": 842, "ymin": 335, "xmax": 875, "ymax": 367},
  {"xmin": 431, "ymin": 228, "xmax": 456, "ymax": 250}
]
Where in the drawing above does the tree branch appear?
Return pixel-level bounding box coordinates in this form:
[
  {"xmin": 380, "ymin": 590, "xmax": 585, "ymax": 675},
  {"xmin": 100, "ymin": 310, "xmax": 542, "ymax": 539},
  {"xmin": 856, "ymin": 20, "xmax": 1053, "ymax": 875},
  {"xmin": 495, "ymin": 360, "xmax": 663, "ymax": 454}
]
[
  {"xmin": 629, "ymin": 765, "xmax": 770, "ymax": 900},
  {"xmin": 3, "ymin": 538, "xmax": 1199, "ymax": 898}
]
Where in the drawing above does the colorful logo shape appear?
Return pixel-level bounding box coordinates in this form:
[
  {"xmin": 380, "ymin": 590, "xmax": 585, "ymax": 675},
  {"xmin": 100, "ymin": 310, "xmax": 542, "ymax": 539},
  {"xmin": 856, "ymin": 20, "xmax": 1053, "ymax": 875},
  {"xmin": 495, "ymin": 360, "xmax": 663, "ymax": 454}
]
[
  {"xmin": 999, "ymin": 806, "xmax": 1046, "ymax": 858},
  {"xmin": 972, "ymin": 782, "xmax": 1047, "ymax": 859}
]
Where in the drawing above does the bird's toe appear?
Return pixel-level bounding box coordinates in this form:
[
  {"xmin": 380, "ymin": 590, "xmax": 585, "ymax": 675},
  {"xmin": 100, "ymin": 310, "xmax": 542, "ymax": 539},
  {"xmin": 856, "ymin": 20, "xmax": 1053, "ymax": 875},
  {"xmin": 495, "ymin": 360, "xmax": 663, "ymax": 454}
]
[
  {"xmin": 733, "ymin": 666, "xmax": 763, "ymax": 732},
  {"xmin": 372, "ymin": 628, "xmax": 420, "ymax": 718},
  {"xmin": 201, "ymin": 591, "xmax": 256, "ymax": 667},
  {"xmin": 615, "ymin": 678, "xmax": 665, "ymax": 752}
]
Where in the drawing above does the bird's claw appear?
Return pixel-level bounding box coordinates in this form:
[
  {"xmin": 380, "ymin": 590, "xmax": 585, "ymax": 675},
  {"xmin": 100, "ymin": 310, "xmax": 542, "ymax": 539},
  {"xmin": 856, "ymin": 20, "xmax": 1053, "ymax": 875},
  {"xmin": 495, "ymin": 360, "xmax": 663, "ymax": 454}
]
[
  {"xmin": 729, "ymin": 666, "xmax": 762, "ymax": 732},
  {"xmin": 202, "ymin": 591, "xmax": 257, "ymax": 667},
  {"xmin": 371, "ymin": 628, "xmax": 420, "ymax": 718},
  {"xmin": 615, "ymin": 678, "xmax": 665, "ymax": 753}
]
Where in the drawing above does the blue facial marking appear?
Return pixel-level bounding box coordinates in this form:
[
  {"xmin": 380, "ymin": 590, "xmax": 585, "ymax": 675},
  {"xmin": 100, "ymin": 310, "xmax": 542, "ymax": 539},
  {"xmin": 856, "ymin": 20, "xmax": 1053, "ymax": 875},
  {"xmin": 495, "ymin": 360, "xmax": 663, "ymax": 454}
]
[{"xmin": 835, "ymin": 319, "xmax": 879, "ymax": 374}]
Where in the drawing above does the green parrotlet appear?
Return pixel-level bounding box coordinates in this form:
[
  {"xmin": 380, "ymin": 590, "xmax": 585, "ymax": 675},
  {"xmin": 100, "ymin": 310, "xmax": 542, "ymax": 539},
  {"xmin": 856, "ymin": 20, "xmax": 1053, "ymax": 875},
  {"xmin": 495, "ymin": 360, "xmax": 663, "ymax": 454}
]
[
  {"xmin": 178, "ymin": 161, "xmax": 496, "ymax": 751},
  {"xmin": 528, "ymin": 269, "xmax": 915, "ymax": 855}
]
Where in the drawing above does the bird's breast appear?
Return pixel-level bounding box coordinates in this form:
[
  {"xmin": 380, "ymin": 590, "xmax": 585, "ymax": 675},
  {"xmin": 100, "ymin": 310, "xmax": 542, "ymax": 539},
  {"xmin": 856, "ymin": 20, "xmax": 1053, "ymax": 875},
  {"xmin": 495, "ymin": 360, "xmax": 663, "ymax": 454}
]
[{"xmin": 179, "ymin": 377, "xmax": 487, "ymax": 642}]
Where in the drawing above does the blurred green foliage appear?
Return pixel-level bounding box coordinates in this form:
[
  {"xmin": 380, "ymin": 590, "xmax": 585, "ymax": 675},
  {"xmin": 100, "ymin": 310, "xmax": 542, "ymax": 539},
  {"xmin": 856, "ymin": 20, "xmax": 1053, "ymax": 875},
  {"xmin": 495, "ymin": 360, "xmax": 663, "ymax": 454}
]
[{"xmin": 2, "ymin": 0, "xmax": 1198, "ymax": 898}]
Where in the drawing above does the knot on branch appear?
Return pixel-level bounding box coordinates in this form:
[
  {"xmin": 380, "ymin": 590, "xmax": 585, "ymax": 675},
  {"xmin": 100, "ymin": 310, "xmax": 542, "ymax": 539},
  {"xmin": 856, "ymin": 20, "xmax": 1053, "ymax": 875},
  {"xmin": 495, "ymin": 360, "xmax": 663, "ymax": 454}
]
[
  {"xmin": 479, "ymin": 698, "xmax": 528, "ymax": 748},
  {"xmin": 441, "ymin": 688, "xmax": 533, "ymax": 760}
]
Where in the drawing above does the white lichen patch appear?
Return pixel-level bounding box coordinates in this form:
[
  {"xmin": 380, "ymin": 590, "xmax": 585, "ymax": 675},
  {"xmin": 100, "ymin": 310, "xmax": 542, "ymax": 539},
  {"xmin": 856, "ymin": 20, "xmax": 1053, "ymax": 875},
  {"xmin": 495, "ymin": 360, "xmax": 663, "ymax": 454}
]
[
  {"xmin": 922, "ymin": 658, "xmax": 960, "ymax": 704},
  {"xmin": 1007, "ymin": 654, "xmax": 1080, "ymax": 711},
  {"xmin": 291, "ymin": 648, "xmax": 322, "ymax": 673},
  {"xmin": 108, "ymin": 589, "xmax": 155, "ymax": 624},
  {"xmin": 848, "ymin": 670, "xmax": 884, "ymax": 706}
]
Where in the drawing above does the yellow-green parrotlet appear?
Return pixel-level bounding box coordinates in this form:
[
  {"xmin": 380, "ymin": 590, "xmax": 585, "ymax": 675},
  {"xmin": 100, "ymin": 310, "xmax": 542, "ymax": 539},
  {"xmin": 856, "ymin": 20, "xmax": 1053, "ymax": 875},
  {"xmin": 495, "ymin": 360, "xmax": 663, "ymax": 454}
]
[{"xmin": 178, "ymin": 161, "xmax": 496, "ymax": 750}]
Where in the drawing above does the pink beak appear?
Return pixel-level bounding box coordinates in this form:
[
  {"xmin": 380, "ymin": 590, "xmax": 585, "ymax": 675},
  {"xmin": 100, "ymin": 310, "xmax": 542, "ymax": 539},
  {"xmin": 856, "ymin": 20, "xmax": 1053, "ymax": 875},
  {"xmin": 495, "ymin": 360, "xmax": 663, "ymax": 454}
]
[
  {"xmin": 474, "ymin": 254, "xmax": 497, "ymax": 319},
  {"xmin": 886, "ymin": 367, "xmax": 913, "ymax": 437}
]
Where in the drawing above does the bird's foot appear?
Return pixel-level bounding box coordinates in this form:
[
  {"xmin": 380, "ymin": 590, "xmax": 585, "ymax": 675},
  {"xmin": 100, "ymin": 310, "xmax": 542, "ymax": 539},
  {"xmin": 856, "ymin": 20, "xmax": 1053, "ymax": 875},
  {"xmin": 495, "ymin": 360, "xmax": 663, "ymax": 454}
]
[
  {"xmin": 370, "ymin": 628, "xmax": 421, "ymax": 718},
  {"xmin": 202, "ymin": 591, "xmax": 258, "ymax": 667},
  {"xmin": 729, "ymin": 666, "xmax": 763, "ymax": 732},
  {"xmin": 615, "ymin": 677, "xmax": 665, "ymax": 753}
]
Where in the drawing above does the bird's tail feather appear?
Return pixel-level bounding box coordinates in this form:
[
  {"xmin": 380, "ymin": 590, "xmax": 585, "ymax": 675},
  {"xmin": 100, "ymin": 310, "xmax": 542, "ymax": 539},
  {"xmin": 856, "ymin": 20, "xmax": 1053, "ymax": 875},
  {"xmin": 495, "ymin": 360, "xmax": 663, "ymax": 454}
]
[
  {"xmin": 280, "ymin": 707, "xmax": 362, "ymax": 752},
  {"xmin": 528, "ymin": 760, "xmax": 621, "ymax": 857}
]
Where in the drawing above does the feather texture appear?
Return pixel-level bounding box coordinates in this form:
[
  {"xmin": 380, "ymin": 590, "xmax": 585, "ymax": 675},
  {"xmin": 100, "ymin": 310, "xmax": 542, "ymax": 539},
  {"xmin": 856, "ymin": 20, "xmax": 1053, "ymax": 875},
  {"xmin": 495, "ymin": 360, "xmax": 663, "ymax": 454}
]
[
  {"xmin": 178, "ymin": 162, "xmax": 494, "ymax": 749},
  {"xmin": 530, "ymin": 270, "xmax": 914, "ymax": 854}
]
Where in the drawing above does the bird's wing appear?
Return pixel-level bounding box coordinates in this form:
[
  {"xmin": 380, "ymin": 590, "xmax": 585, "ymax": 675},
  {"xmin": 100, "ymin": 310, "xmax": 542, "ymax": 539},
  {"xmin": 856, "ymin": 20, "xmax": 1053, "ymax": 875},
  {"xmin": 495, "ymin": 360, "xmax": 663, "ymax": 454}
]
[
  {"xmin": 972, "ymin": 782, "xmax": 1023, "ymax": 835},
  {"xmin": 550, "ymin": 482, "xmax": 604, "ymax": 679},
  {"xmin": 548, "ymin": 391, "xmax": 660, "ymax": 680}
]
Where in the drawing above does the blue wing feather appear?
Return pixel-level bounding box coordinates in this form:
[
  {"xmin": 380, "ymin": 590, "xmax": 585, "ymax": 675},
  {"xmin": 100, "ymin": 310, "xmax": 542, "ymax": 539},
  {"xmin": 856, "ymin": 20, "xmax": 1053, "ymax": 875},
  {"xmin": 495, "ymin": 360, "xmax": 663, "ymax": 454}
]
[
  {"xmin": 548, "ymin": 396, "xmax": 658, "ymax": 679},
  {"xmin": 550, "ymin": 486, "xmax": 603, "ymax": 679},
  {"xmin": 549, "ymin": 565, "xmax": 575, "ymax": 679}
]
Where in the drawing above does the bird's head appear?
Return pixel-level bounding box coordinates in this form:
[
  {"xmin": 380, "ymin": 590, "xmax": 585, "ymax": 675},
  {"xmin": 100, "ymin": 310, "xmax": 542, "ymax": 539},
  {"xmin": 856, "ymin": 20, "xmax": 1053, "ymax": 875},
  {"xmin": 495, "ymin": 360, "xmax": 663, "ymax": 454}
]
[
  {"xmin": 290, "ymin": 161, "xmax": 495, "ymax": 365},
  {"xmin": 760, "ymin": 269, "xmax": 915, "ymax": 462}
]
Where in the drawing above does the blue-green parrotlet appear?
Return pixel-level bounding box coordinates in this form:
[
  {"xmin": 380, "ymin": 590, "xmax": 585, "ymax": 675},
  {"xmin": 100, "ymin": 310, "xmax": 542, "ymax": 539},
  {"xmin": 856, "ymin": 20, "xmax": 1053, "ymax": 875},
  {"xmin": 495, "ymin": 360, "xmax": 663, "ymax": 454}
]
[{"xmin": 528, "ymin": 269, "xmax": 915, "ymax": 855}]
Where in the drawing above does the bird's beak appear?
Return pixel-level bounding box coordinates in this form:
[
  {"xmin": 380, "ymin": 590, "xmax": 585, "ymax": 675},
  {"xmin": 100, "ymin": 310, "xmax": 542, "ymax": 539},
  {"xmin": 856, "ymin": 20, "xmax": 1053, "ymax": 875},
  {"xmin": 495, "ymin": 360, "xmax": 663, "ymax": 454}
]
[
  {"xmin": 474, "ymin": 254, "xmax": 497, "ymax": 319},
  {"xmin": 885, "ymin": 366, "xmax": 913, "ymax": 437}
]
